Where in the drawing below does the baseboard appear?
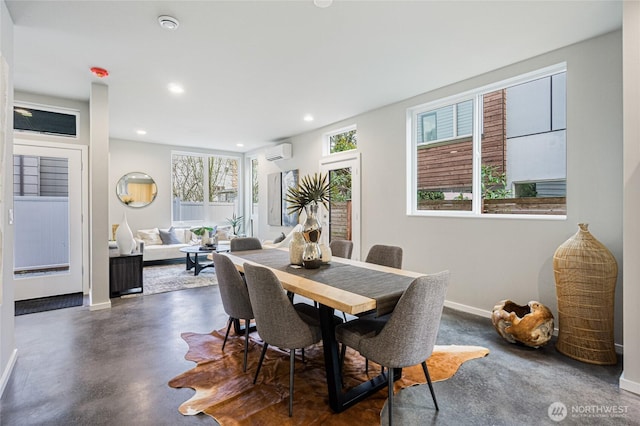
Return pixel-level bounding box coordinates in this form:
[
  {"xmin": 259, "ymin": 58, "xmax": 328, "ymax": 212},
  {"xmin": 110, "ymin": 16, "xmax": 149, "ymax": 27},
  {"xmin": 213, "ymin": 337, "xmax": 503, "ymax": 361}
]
[
  {"xmin": 0, "ymin": 348, "xmax": 18, "ymax": 398},
  {"xmin": 620, "ymin": 373, "xmax": 640, "ymax": 395},
  {"xmin": 444, "ymin": 300, "xmax": 492, "ymax": 318},
  {"xmin": 89, "ymin": 300, "xmax": 111, "ymax": 311}
]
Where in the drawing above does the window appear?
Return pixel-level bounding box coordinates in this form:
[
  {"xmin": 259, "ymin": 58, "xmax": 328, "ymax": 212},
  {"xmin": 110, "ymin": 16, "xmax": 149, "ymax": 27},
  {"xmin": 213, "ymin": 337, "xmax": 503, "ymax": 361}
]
[
  {"xmin": 408, "ymin": 64, "xmax": 567, "ymax": 217},
  {"xmin": 417, "ymin": 100, "xmax": 472, "ymax": 144},
  {"xmin": 326, "ymin": 126, "xmax": 357, "ymax": 154},
  {"xmin": 14, "ymin": 104, "xmax": 78, "ymax": 138},
  {"xmin": 251, "ymin": 158, "xmax": 259, "ymax": 205},
  {"xmin": 172, "ymin": 154, "xmax": 204, "ymax": 222},
  {"xmin": 172, "ymin": 152, "xmax": 240, "ymax": 225},
  {"xmin": 14, "ymin": 155, "xmax": 69, "ymax": 197}
]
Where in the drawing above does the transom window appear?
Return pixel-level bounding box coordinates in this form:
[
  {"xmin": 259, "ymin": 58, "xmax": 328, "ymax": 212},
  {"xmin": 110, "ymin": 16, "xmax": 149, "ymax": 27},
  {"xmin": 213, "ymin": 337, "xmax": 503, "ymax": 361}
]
[
  {"xmin": 326, "ymin": 126, "xmax": 357, "ymax": 154},
  {"xmin": 407, "ymin": 64, "xmax": 567, "ymax": 217},
  {"xmin": 14, "ymin": 103, "xmax": 78, "ymax": 138}
]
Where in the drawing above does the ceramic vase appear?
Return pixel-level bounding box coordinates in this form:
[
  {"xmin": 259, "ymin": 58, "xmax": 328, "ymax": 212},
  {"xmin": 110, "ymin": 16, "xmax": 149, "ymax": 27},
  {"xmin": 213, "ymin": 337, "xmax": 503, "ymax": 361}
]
[
  {"xmin": 289, "ymin": 231, "xmax": 305, "ymax": 265},
  {"xmin": 320, "ymin": 243, "xmax": 332, "ymax": 263},
  {"xmin": 115, "ymin": 213, "xmax": 136, "ymax": 255},
  {"xmin": 302, "ymin": 204, "xmax": 322, "ymax": 269}
]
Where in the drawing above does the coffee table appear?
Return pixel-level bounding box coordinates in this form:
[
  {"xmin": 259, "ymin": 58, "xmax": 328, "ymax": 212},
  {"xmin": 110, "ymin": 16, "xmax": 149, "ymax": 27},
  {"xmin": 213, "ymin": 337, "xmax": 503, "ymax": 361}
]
[{"xmin": 179, "ymin": 244, "xmax": 230, "ymax": 276}]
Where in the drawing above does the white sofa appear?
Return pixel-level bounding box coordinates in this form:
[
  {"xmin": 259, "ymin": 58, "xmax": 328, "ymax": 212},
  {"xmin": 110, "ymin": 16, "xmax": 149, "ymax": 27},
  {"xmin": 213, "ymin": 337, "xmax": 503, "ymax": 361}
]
[{"xmin": 135, "ymin": 226, "xmax": 232, "ymax": 262}]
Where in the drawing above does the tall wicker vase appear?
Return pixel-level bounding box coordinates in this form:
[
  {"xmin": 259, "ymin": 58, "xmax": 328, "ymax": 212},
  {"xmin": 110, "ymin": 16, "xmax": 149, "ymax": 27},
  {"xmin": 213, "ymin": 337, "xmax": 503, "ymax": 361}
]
[{"xmin": 553, "ymin": 223, "xmax": 618, "ymax": 365}]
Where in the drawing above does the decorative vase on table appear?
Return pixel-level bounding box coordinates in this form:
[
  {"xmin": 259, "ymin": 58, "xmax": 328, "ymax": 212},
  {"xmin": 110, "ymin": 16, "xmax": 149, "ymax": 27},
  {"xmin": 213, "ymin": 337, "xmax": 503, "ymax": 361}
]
[
  {"xmin": 289, "ymin": 231, "xmax": 305, "ymax": 265},
  {"xmin": 284, "ymin": 172, "xmax": 331, "ymax": 269},
  {"xmin": 553, "ymin": 223, "xmax": 618, "ymax": 365},
  {"xmin": 115, "ymin": 213, "xmax": 136, "ymax": 255},
  {"xmin": 319, "ymin": 243, "xmax": 332, "ymax": 263},
  {"xmin": 302, "ymin": 204, "xmax": 322, "ymax": 269}
]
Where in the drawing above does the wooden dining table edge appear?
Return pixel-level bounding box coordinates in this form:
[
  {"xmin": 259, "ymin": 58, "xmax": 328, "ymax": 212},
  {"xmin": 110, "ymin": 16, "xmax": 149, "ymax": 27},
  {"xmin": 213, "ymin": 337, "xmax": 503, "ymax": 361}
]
[{"xmin": 223, "ymin": 251, "xmax": 377, "ymax": 315}]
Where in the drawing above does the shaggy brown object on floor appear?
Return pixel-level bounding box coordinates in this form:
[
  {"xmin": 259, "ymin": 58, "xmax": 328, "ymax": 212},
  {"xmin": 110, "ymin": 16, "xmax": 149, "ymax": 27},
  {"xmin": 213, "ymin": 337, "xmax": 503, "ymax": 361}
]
[{"xmin": 169, "ymin": 328, "xmax": 489, "ymax": 425}]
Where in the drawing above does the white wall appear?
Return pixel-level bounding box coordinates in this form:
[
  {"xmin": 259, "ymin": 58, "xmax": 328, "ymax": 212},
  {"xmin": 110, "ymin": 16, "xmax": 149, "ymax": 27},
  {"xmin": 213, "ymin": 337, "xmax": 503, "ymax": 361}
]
[
  {"xmin": 622, "ymin": 1, "xmax": 640, "ymax": 395},
  {"xmin": 0, "ymin": 0, "xmax": 14, "ymax": 397},
  {"xmin": 109, "ymin": 139, "xmax": 243, "ymax": 234},
  {"xmin": 257, "ymin": 31, "xmax": 625, "ymax": 348}
]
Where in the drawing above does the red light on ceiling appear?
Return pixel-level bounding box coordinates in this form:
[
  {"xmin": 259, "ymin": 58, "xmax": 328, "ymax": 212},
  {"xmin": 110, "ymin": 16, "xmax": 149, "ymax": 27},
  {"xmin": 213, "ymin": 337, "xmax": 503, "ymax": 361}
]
[{"xmin": 90, "ymin": 67, "xmax": 109, "ymax": 78}]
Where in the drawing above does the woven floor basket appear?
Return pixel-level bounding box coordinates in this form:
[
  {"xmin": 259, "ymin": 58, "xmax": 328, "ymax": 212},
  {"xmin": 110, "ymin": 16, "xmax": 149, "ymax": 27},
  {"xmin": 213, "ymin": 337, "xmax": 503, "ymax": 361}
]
[{"xmin": 553, "ymin": 223, "xmax": 618, "ymax": 365}]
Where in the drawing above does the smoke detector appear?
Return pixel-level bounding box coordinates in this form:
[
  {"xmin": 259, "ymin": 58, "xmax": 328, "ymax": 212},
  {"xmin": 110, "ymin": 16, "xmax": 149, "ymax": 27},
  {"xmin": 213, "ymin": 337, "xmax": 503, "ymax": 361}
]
[{"xmin": 158, "ymin": 15, "xmax": 179, "ymax": 30}]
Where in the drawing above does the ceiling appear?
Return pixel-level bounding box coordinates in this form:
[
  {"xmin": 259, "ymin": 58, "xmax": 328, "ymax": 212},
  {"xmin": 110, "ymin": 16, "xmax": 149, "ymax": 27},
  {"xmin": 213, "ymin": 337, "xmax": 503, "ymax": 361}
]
[{"xmin": 6, "ymin": 0, "xmax": 622, "ymax": 153}]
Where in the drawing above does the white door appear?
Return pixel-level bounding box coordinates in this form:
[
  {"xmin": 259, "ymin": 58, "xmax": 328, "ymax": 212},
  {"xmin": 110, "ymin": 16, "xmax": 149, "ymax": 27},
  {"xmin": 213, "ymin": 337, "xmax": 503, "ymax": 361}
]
[
  {"xmin": 13, "ymin": 143, "xmax": 84, "ymax": 300},
  {"xmin": 320, "ymin": 152, "xmax": 361, "ymax": 260}
]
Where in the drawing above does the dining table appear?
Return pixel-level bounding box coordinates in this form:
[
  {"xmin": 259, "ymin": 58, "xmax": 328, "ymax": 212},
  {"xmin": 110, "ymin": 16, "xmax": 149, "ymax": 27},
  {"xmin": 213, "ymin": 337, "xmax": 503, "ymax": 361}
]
[{"xmin": 223, "ymin": 247, "xmax": 424, "ymax": 413}]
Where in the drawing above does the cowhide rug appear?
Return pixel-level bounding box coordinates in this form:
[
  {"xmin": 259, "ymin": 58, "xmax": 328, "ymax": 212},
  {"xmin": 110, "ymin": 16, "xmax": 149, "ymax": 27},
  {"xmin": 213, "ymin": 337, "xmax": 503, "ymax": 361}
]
[{"xmin": 169, "ymin": 328, "xmax": 489, "ymax": 425}]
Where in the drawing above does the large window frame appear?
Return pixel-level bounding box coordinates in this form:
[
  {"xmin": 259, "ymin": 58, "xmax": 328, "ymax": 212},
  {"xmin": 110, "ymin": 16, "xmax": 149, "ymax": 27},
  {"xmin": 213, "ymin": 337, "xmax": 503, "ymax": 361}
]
[
  {"xmin": 407, "ymin": 63, "xmax": 567, "ymax": 219},
  {"xmin": 171, "ymin": 151, "xmax": 242, "ymax": 227}
]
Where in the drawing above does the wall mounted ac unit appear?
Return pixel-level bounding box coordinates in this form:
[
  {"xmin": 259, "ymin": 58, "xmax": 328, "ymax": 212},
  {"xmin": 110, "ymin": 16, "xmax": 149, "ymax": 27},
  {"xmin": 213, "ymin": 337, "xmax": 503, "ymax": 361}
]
[{"xmin": 265, "ymin": 143, "xmax": 292, "ymax": 161}]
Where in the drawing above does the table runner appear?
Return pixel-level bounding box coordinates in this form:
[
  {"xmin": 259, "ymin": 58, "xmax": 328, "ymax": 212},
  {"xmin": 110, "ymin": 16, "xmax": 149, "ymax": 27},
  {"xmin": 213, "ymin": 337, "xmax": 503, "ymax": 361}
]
[{"xmin": 233, "ymin": 249, "xmax": 416, "ymax": 316}]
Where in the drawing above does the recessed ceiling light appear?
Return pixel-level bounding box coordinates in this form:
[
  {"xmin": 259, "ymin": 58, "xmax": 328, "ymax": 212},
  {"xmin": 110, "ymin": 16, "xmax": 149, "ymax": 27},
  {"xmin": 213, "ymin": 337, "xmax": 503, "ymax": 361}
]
[
  {"xmin": 168, "ymin": 83, "xmax": 184, "ymax": 94},
  {"xmin": 314, "ymin": 0, "xmax": 333, "ymax": 8},
  {"xmin": 158, "ymin": 15, "xmax": 179, "ymax": 30},
  {"xmin": 236, "ymin": 143, "xmax": 244, "ymax": 147},
  {"xmin": 303, "ymin": 114, "xmax": 314, "ymax": 122},
  {"xmin": 136, "ymin": 129, "xmax": 147, "ymax": 135}
]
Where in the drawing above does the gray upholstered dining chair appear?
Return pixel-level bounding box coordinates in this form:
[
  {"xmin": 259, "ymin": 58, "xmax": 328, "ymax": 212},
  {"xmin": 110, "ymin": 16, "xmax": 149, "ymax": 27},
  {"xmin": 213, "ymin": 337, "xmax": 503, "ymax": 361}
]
[
  {"xmin": 365, "ymin": 244, "xmax": 403, "ymax": 269},
  {"xmin": 335, "ymin": 271, "xmax": 449, "ymax": 426},
  {"xmin": 329, "ymin": 239, "xmax": 353, "ymax": 259},
  {"xmin": 243, "ymin": 262, "xmax": 325, "ymax": 417},
  {"xmin": 210, "ymin": 253, "xmax": 255, "ymax": 372},
  {"xmin": 230, "ymin": 237, "xmax": 263, "ymax": 251}
]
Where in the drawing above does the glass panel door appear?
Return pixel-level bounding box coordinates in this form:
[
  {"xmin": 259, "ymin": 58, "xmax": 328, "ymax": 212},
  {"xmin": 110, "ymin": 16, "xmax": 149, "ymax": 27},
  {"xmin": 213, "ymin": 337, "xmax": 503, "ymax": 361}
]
[
  {"xmin": 13, "ymin": 143, "xmax": 83, "ymax": 300},
  {"xmin": 320, "ymin": 153, "xmax": 361, "ymax": 260},
  {"xmin": 328, "ymin": 167, "xmax": 352, "ymax": 242}
]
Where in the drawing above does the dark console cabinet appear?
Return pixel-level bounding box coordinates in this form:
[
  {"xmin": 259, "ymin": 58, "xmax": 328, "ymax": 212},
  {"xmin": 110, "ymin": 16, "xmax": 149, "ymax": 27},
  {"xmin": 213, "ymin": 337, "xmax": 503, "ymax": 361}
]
[{"xmin": 109, "ymin": 252, "xmax": 143, "ymax": 297}]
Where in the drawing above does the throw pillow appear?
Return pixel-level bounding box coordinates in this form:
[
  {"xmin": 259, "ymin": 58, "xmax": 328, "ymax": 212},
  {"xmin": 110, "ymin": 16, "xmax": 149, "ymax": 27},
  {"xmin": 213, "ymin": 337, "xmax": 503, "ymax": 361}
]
[
  {"xmin": 159, "ymin": 228, "xmax": 182, "ymax": 245},
  {"xmin": 136, "ymin": 228, "xmax": 162, "ymax": 246},
  {"xmin": 273, "ymin": 232, "xmax": 286, "ymax": 244}
]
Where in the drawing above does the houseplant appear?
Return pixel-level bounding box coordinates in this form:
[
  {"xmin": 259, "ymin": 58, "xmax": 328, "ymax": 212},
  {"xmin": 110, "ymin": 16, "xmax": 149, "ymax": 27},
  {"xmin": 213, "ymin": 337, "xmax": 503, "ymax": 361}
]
[
  {"xmin": 285, "ymin": 173, "xmax": 332, "ymax": 268},
  {"xmin": 190, "ymin": 226, "xmax": 214, "ymax": 245},
  {"xmin": 226, "ymin": 213, "xmax": 244, "ymax": 237}
]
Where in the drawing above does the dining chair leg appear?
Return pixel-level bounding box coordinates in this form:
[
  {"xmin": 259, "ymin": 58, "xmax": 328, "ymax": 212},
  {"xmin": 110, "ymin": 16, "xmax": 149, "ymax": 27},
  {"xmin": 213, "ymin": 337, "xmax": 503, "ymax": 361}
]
[
  {"xmin": 387, "ymin": 367, "xmax": 394, "ymax": 426},
  {"xmin": 253, "ymin": 343, "xmax": 269, "ymax": 384},
  {"xmin": 289, "ymin": 349, "xmax": 295, "ymax": 417},
  {"xmin": 242, "ymin": 318, "xmax": 250, "ymax": 372},
  {"xmin": 222, "ymin": 316, "xmax": 233, "ymax": 351},
  {"xmin": 421, "ymin": 361, "xmax": 439, "ymax": 411}
]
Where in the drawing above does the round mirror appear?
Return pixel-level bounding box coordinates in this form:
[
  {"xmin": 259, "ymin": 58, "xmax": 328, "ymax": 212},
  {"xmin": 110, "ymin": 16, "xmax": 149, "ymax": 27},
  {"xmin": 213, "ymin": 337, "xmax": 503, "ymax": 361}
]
[{"xmin": 116, "ymin": 172, "xmax": 157, "ymax": 208}]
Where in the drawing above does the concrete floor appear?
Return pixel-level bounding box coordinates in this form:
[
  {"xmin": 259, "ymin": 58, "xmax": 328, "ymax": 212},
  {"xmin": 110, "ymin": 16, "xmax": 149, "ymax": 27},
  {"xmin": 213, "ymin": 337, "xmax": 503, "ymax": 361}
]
[{"xmin": 1, "ymin": 283, "xmax": 639, "ymax": 425}]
